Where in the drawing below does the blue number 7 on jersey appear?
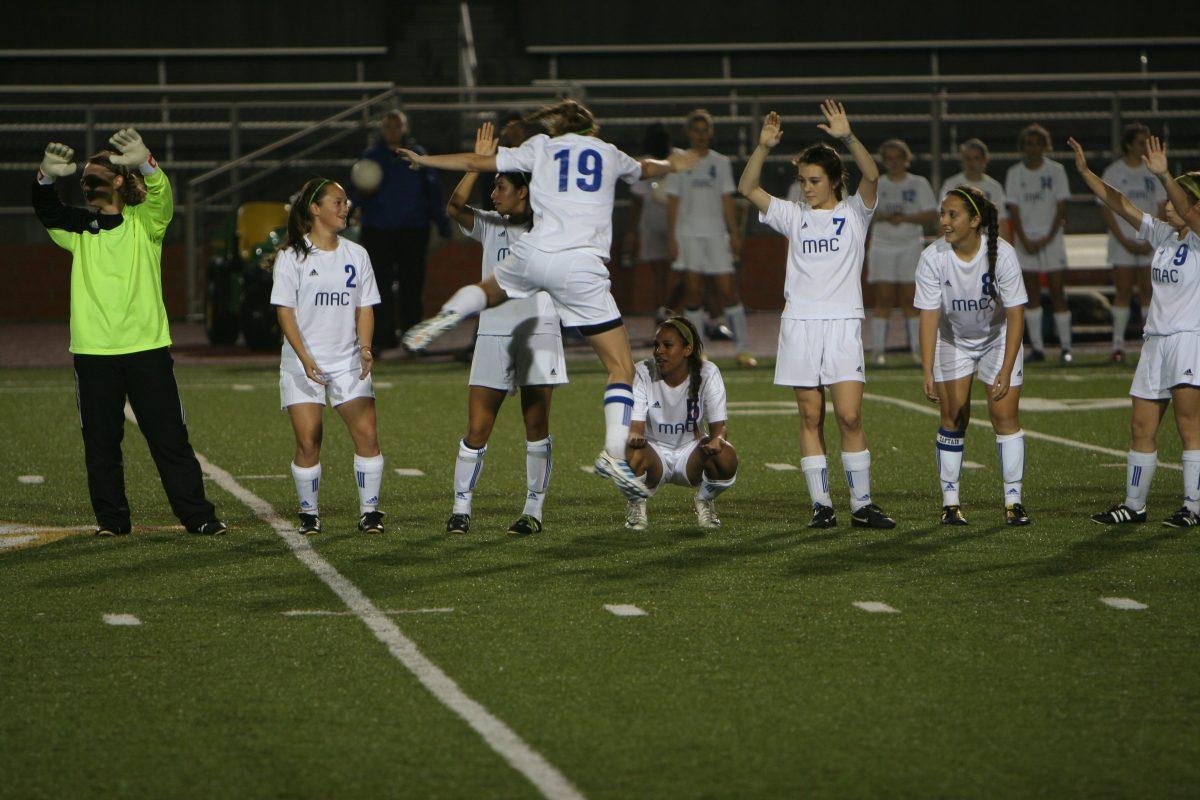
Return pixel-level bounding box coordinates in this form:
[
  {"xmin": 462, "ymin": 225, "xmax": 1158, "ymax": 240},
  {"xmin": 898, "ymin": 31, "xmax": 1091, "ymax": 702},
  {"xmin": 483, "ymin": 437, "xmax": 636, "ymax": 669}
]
[{"xmin": 833, "ymin": 217, "xmax": 846, "ymax": 235}]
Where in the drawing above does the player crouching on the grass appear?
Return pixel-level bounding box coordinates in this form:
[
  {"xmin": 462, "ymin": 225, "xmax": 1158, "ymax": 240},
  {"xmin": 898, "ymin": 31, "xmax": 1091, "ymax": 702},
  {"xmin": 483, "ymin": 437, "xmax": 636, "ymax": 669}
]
[
  {"xmin": 915, "ymin": 187, "xmax": 1030, "ymax": 526},
  {"xmin": 1070, "ymin": 136, "xmax": 1200, "ymax": 528},
  {"xmin": 623, "ymin": 317, "xmax": 738, "ymax": 530},
  {"xmin": 271, "ymin": 177, "xmax": 386, "ymax": 535}
]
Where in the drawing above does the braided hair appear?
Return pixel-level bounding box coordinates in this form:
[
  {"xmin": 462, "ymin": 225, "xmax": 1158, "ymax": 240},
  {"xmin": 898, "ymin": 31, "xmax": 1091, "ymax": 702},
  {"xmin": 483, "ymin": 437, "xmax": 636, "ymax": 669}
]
[
  {"xmin": 657, "ymin": 316, "xmax": 705, "ymax": 403},
  {"xmin": 951, "ymin": 185, "xmax": 1000, "ymax": 299}
]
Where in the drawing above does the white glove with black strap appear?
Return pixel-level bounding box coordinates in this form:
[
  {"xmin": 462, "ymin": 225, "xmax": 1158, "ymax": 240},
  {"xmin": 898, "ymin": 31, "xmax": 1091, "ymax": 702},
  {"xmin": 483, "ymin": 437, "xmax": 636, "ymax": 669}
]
[
  {"xmin": 38, "ymin": 142, "xmax": 76, "ymax": 183},
  {"xmin": 109, "ymin": 128, "xmax": 157, "ymax": 174}
]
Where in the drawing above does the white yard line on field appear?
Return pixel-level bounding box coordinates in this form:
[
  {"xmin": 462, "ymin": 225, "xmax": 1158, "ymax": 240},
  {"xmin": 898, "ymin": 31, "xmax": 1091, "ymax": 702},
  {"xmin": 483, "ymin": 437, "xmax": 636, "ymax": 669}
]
[
  {"xmin": 1099, "ymin": 597, "xmax": 1148, "ymax": 610},
  {"xmin": 603, "ymin": 604, "xmax": 647, "ymax": 617},
  {"xmin": 852, "ymin": 601, "xmax": 899, "ymax": 614},
  {"xmin": 103, "ymin": 613, "xmax": 142, "ymax": 626},
  {"xmin": 283, "ymin": 608, "xmax": 455, "ymax": 617},
  {"xmin": 121, "ymin": 406, "xmax": 585, "ymax": 800}
]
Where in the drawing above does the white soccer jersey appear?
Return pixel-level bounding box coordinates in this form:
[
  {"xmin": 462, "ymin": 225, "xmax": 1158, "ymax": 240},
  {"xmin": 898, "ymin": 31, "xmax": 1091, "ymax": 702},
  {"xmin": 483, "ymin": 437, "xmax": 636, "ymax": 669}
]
[
  {"xmin": 759, "ymin": 193, "xmax": 875, "ymax": 320},
  {"xmin": 939, "ymin": 172, "xmax": 1009, "ymax": 221},
  {"xmin": 271, "ymin": 237, "xmax": 380, "ymax": 371},
  {"xmin": 1100, "ymin": 160, "xmax": 1167, "ymax": 241},
  {"xmin": 664, "ymin": 150, "xmax": 735, "ymax": 237},
  {"xmin": 632, "ymin": 359, "xmax": 728, "ymax": 451},
  {"xmin": 461, "ymin": 210, "xmax": 560, "ymax": 337},
  {"xmin": 495, "ymin": 133, "xmax": 642, "ymax": 259},
  {"xmin": 871, "ymin": 173, "xmax": 936, "ymax": 246},
  {"xmin": 914, "ymin": 236, "xmax": 1027, "ymax": 351},
  {"xmin": 1004, "ymin": 159, "xmax": 1070, "ymax": 238},
  {"xmin": 1137, "ymin": 214, "xmax": 1200, "ymax": 336}
]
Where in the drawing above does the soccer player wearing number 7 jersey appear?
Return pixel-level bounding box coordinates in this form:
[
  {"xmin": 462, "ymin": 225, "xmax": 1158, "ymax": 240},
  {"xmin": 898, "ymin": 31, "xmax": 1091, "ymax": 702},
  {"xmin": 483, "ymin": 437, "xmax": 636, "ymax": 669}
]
[{"xmin": 398, "ymin": 100, "xmax": 699, "ymax": 503}]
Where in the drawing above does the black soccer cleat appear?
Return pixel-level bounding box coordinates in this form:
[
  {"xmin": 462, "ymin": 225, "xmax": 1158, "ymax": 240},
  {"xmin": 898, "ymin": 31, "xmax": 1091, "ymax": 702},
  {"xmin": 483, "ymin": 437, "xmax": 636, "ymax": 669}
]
[
  {"xmin": 298, "ymin": 513, "xmax": 321, "ymax": 535},
  {"xmin": 357, "ymin": 511, "xmax": 385, "ymax": 534},
  {"xmin": 507, "ymin": 514, "xmax": 543, "ymax": 536},
  {"xmin": 446, "ymin": 513, "xmax": 471, "ymax": 534},
  {"xmin": 1005, "ymin": 503, "xmax": 1031, "ymax": 526},
  {"xmin": 1161, "ymin": 507, "xmax": 1200, "ymax": 529},
  {"xmin": 940, "ymin": 505, "xmax": 968, "ymax": 525},
  {"xmin": 188, "ymin": 519, "xmax": 228, "ymax": 536},
  {"xmin": 807, "ymin": 504, "xmax": 837, "ymax": 529},
  {"xmin": 851, "ymin": 503, "xmax": 897, "ymax": 529},
  {"xmin": 94, "ymin": 526, "xmax": 130, "ymax": 538},
  {"xmin": 1090, "ymin": 503, "xmax": 1147, "ymax": 525},
  {"xmin": 1026, "ymin": 349, "xmax": 1046, "ymax": 363}
]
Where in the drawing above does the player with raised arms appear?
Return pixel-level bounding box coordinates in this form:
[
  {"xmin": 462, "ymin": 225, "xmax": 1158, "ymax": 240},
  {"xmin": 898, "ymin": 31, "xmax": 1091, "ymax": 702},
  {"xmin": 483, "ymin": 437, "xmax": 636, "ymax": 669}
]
[
  {"xmin": 442, "ymin": 123, "xmax": 566, "ymax": 536},
  {"xmin": 397, "ymin": 99, "xmax": 697, "ymax": 502},
  {"xmin": 622, "ymin": 317, "xmax": 738, "ymax": 530},
  {"xmin": 271, "ymin": 177, "xmax": 386, "ymax": 535},
  {"xmin": 938, "ymin": 138, "xmax": 1009, "ymax": 240},
  {"xmin": 738, "ymin": 101, "xmax": 896, "ymax": 529},
  {"xmin": 1070, "ymin": 136, "xmax": 1200, "ymax": 528},
  {"xmin": 915, "ymin": 186, "xmax": 1030, "ymax": 525}
]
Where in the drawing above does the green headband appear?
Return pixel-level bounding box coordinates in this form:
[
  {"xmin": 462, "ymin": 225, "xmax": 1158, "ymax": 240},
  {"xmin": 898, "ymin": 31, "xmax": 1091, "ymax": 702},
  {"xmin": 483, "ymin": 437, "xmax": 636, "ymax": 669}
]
[
  {"xmin": 572, "ymin": 125, "xmax": 594, "ymax": 135},
  {"xmin": 307, "ymin": 179, "xmax": 330, "ymax": 208},
  {"xmin": 661, "ymin": 318, "xmax": 698, "ymax": 354},
  {"xmin": 1176, "ymin": 174, "xmax": 1200, "ymax": 204},
  {"xmin": 952, "ymin": 186, "xmax": 981, "ymax": 218}
]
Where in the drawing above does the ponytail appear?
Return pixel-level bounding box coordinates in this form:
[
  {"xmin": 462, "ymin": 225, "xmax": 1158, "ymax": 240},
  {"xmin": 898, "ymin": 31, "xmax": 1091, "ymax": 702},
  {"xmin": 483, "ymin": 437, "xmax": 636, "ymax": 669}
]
[
  {"xmin": 952, "ymin": 185, "xmax": 1000, "ymax": 299},
  {"xmin": 524, "ymin": 99, "xmax": 597, "ymax": 137},
  {"xmin": 286, "ymin": 177, "xmax": 335, "ymax": 260}
]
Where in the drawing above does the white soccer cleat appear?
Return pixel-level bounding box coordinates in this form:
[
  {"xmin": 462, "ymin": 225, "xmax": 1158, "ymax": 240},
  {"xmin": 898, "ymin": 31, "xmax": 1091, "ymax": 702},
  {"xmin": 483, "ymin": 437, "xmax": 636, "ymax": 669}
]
[
  {"xmin": 594, "ymin": 451, "xmax": 650, "ymax": 499},
  {"xmin": 625, "ymin": 499, "xmax": 648, "ymax": 530},
  {"xmin": 694, "ymin": 497, "xmax": 721, "ymax": 529},
  {"xmin": 402, "ymin": 310, "xmax": 463, "ymax": 352},
  {"xmin": 873, "ymin": 353, "xmax": 887, "ymax": 367}
]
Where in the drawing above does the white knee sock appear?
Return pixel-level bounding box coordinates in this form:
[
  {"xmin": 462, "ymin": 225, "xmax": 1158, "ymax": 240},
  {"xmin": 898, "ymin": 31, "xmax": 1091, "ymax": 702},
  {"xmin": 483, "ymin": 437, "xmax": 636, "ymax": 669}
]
[
  {"xmin": 291, "ymin": 462, "xmax": 321, "ymax": 515},
  {"xmin": 353, "ymin": 453, "xmax": 384, "ymax": 513},
  {"xmin": 684, "ymin": 307, "xmax": 706, "ymax": 339},
  {"xmin": 800, "ymin": 455, "xmax": 832, "ymax": 508},
  {"xmin": 936, "ymin": 428, "xmax": 965, "ymax": 506},
  {"xmin": 871, "ymin": 316, "xmax": 888, "ymax": 356},
  {"xmin": 453, "ymin": 439, "xmax": 487, "ymax": 515},
  {"xmin": 1183, "ymin": 450, "xmax": 1200, "ymax": 514},
  {"xmin": 523, "ymin": 436, "xmax": 553, "ymax": 520},
  {"xmin": 697, "ymin": 470, "xmax": 736, "ymax": 501},
  {"xmin": 441, "ymin": 284, "xmax": 488, "ymax": 317},
  {"xmin": 1124, "ymin": 450, "xmax": 1157, "ymax": 512},
  {"xmin": 725, "ymin": 304, "xmax": 750, "ymax": 354},
  {"xmin": 603, "ymin": 383, "xmax": 634, "ymax": 458},
  {"xmin": 995, "ymin": 430, "xmax": 1025, "ymax": 505},
  {"xmin": 1027, "ymin": 307, "xmax": 1045, "ymax": 351},
  {"xmin": 906, "ymin": 316, "xmax": 921, "ymax": 357},
  {"xmin": 841, "ymin": 449, "xmax": 872, "ymax": 512},
  {"xmin": 1111, "ymin": 305, "xmax": 1131, "ymax": 349},
  {"xmin": 1054, "ymin": 310, "xmax": 1073, "ymax": 351}
]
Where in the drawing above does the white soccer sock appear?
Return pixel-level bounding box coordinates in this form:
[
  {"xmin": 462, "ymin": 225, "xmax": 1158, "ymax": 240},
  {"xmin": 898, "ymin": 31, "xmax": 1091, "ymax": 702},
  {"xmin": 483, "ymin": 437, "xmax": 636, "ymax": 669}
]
[
  {"xmin": 453, "ymin": 439, "xmax": 487, "ymax": 515},
  {"xmin": 871, "ymin": 316, "xmax": 888, "ymax": 356},
  {"xmin": 353, "ymin": 453, "xmax": 384, "ymax": 513},
  {"xmin": 995, "ymin": 430, "xmax": 1025, "ymax": 506},
  {"xmin": 291, "ymin": 461, "xmax": 321, "ymax": 515},
  {"xmin": 906, "ymin": 316, "xmax": 921, "ymax": 357},
  {"xmin": 1112, "ymin": 305, "xmax": 1131, "ymax": 349},
  {"xmin": 800, "ymin": 455, "xmax": 832, "ymax": 508},
  {"xmin": 1183, "ymin": 450, "xmax": 1200, "ymax": 514},
  {"xmin": 1027, "ymin": 307, "xmax": 1045, "ymax": 351},
  {"xmin": 1124, "ymin": 449, "xmax": 1157, "ymax": 512},
  {"xmin": 1054, "ymin": 310, "xmax": 1073, "ymax": 351},
  {"xmin": 725, "ymin": 304, "xmax": 750, "ymax": 354},
  {"xmin": 697, "ymin": 470, "xmax": 736, "ymax": 501},
  {"xmin": 684, "ymin": 307, "xmax": 706, "ymax": 339},
  {"xmin": 936, "ymin": 428, "xmax": 965, "ymax": 506},
  {"xmin": 523, "ymin": 436, "xmax": 553, "ymax": 520},
  {"xmin": 603, "ymin": 383, "xmax": 634, "ymax": 458},
  {"xmin": 841, "ymin": 449, "xmax": 873, "ymax": 512},
  {"xmin": 441, "ymin": 284, "xmax": 488, "ymax": 317}
]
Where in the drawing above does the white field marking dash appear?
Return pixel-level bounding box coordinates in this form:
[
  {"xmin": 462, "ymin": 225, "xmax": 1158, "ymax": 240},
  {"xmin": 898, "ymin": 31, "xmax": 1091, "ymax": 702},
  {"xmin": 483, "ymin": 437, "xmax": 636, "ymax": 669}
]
[
  {"xmin": 604, "ymin": 604, "xmax": 647, "ymax": 617},
  {"xmin": 853, "ymin": 601, "xmax": 899, "ymax": 614},
  {"xmin": 239, "ymin": 474, "xmax": 289, "ymax": 480},
  {"xmin": 579, "ymin": 465, "xmax": 596, "ymax": 475},
  {"xmin": 963, "ymin": 460, "xmax": 985, "ymax": 470},
  {"xmin": 373, "ymin": 381, "xmax": 394, "ymax": 389},
  {"xmin": 120, "ymin": 403, "xmax": 584, "ymax": 800},
  {"xmin": 17, "ymin": 475, "xmax": 45, "ymax": 484},
  {"xmin": 0, "ymin": 535, "xmax": 39, "ymax": 549},
  {"xmin": 231, "ymin": 384, "xmax": 255, "ymax": 391},
  {"xmin": 103, "ymin": 613, "xmax": 141, "ymax": 626},
  {"xmin": 393, "ymin": 468, "xmax": 426, "ymax": 477},
  {"xmin": 1100, "ymin": 597, "xmax": 1148, "ymax": 611},
  {"xmin": 764, "ymin": 463, "xmax": 800, "ymax": 472},
  {"xmin": 283, "ymin": 608, "xmax": 455, "ymax": 617},
  {"xmin": 863, "ymin": 393, "xmax": 1183, "ymax": 472}
]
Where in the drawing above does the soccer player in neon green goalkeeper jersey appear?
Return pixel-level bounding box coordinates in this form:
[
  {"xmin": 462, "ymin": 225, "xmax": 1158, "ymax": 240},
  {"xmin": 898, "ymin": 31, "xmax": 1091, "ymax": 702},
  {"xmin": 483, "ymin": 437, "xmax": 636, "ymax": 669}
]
[{"xmin": 32, "ymin": 131, "xmax": 227, "ymax": 537}]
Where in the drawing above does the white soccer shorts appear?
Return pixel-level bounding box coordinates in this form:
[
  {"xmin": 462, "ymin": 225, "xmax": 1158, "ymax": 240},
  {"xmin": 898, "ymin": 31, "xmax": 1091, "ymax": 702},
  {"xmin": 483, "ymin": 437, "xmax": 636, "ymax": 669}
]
[
  {"xmin": 774, "ymin": 318, "xmax": 866, "ymax": 388},
  {"xmin": 933, "ymin": 338, "xmax": 1025, "ymax": 387},
  {"xmin": 867, "ymin": 240, "xmax": 923, "ymax": 284},
  {"xmin": 494, "ymin": 246, "xmax": 622, "ymax": 328},
  {"xmin": 646, "ymin": 438, "xmax": 702, "ymax": 493},
  {"xmin": 280, "ymin": 365, "xmax": 374, "ymax": 409},
  {"xmin": 1016, "ymin": 233, "xmax": 1068, "ymax": 273},
  {"xmin": 678, "ymin": 234, "xmax": 735, "ymax": 276},
  {"xmin": 468, "ymin": 332, "xmax": 569, "ymax": 393},
  {"xmin": 1130, "ymin": 331, "xmax": 1200, "ymax": 401}
]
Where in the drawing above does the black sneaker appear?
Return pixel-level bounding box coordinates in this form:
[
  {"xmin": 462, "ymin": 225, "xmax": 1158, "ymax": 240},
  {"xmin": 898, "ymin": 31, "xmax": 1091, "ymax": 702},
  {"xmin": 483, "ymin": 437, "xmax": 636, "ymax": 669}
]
[
  {"xmin": 1026, "ymin": 349, "xmax": 1046, "ymax": 363},
  {"xmin": 94, "ymin": 526, "xmax": 130, "ymax": 537},
  {"xmin": 1090, "ymin": 503, "xmax": 1146, "ymax": 525},
  {"xmin": 851, "ymin": 503, "xmax": 897, "ymax": 529},
  {"xmin": 446, "ymin": 513, "xmax": 470, "ymax": 534},
  {"xmin": 1161, "ymin": 507, "xmax": 1200, "ymax": 528},
  {"xmin": 941, "ymin": 505, "xmax": 968, "ymax": 525},
  {"xmin": 1005, "ymin": 503, "xmax": 1031, "ymax": 526},
  {"xmin": 298, "ymin": 513, "xmax": 321, "ymax": 535},
  {"xmin": 507, "ymin": 514, "xmax": 542, "ymax": 536},
  {"xmin": 807, "ymin": 504, "xmax": 837, "ymax": 529},
  {"xmin": 357, "ymin": 511, "xmax": 385, "ymax": 534},
  {"xmin": 188, "ymin": 520, "xmax": 228, "ymax": 536}
]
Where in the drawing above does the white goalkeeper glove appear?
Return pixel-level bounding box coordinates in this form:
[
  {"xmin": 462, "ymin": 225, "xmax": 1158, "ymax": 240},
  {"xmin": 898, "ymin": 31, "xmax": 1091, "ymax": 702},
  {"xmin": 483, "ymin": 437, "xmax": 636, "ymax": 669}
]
[
  {"xmin": 39, "ymin": 143, "xmax": 77, "ymax": 181},
  {"xmin": 108, "ymin": 128, "xmax": 154, "ymax": 171}
]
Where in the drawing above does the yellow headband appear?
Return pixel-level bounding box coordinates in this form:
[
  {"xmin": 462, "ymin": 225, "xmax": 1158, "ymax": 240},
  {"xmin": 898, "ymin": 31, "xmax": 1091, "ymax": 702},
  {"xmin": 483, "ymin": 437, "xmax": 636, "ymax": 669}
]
[
  {"xmin": 661, "ymin": 318, "xmax": 696, "ymax": 352},
  {"xmin": 952, "ymin": 187, "xmax": 981, "ymax": 218}
]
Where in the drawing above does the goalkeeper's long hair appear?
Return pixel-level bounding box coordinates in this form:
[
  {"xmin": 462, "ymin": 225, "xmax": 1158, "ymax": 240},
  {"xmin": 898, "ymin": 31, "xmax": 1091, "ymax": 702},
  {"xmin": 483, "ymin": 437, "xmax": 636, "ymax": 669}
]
[{"xmin": 86, "ymin": 152, "xmax": 147, "ymax": 206}]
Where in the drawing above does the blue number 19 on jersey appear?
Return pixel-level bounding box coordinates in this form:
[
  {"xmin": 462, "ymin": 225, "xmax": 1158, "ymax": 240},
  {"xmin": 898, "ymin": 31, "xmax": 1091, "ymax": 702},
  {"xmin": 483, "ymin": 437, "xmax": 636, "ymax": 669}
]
[{"xmin": 554, "ymin": 148, "xmax": 603, "ymax": 193}]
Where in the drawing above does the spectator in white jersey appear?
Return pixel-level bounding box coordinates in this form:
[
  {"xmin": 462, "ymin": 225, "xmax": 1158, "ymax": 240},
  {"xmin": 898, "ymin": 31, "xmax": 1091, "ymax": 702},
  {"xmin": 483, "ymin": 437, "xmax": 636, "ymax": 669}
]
[
  {"xmin": 271, "ymin": 177, "xmax": 386, "ymax": 536},
  {"xmin": 739, "ymin": 103, "xmax": 896, "ymax": 530},
  {"xmin": 1005, "ymin": 124, "xmax": 1072, "ymax": 363},
  {"xmin": 938, "ymin": 138, "xmax": 1009, "ymax": 241},
  {"xmin": 1100, "ymin": 123, "xmax": 1168, "ymax": 363},
  {"xmin": 623, "ymin": 123, "xmax": 675, "ymax": 313},
  {"xmin": 442, "ymin": 123, "xmax": 567, "ymax": 537},
  {"xmin": 915, "ymin": 186, "xmax": 1030, "ymax": 526},
  {"xmin": 666, "ymin": 109, "xmax": 755, "ymax": 367},
  {"xmin": 624, "ymin": 317, "xmax": 738, "ymax": 531},
  {"xmin": 1070, "ymin": 136, "xmax": 1200, "ymax": 529},
  {"xmin": 868, "ymin": 138, "xmax": 937, "ymax": 365}
]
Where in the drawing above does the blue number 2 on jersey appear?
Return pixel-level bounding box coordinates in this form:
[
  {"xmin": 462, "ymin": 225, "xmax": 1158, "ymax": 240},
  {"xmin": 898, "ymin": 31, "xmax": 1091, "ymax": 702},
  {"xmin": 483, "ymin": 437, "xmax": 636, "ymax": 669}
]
[
  {"xmin": 345, "ymin": 264, "xmax": 357, "ymax": 288},
  {"xmin": 554, "ymin": 148, "xmax": 604, "ymax": 193}
]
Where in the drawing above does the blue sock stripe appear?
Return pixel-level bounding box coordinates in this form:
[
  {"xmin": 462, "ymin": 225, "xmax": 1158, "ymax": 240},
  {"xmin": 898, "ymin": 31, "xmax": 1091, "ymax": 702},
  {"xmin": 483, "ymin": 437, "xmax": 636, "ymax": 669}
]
[
  {"xmin": 1132, "ymin": 465, "xmax": 1141, "ymax": 487},
  {"xmin": 996, "ymin": 442, "xmax": 1003, "ymax": 475},
  {"xmin": 312, "ymin": 478, "xmax": 319, "ymax": 493},
  {"xmin": 604, "ymin": 395, "xmax": 634, "ymax": 406},
  {"xmin": 845, "ymin": 470, "xmax": 854, "ymax": 489},
  {"xmin": 821, "ymin": 469, "xmax": 828, "ymax": 493},
  {"xmin": 622, "ymin": 405, "xmax": 631, "ymax": 426},
  {"xmin": 469, "ymin": 458, "xmax": 483, "ymax": 490},
  {"xmin": 605, "ymin": 382, "xmax": 633, "ymax": 393},
  {"xmin": 936, "ymin": 428, "xmax": 965, "ymax": 451}
]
